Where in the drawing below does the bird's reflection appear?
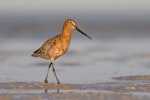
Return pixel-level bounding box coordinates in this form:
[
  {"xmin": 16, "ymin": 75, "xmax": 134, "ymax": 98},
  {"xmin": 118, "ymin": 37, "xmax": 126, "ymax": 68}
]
[
  {"xmin": 44, "ymin": 89, "xmax": 60, "ymax": 93},
  {"xmin": 43, "ymin": 83, "xmax": 60, "ymax": 93}
]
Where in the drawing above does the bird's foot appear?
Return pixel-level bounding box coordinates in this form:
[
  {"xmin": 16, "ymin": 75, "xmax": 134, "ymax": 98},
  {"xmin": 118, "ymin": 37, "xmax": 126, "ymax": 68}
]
[
  {"xmin": 57, "ymin": 81, "xmax": 61, "ymax": 84},
  {"xmin": 43, "ymin": 79, "xmax": 48, "ymax": 83}
]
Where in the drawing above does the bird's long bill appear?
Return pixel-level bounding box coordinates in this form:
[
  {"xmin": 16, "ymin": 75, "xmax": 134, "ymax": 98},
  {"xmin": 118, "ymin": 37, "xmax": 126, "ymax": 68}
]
[{"xmin": 75, "ymin": 26, "xmax": 92, "ymax": 39}]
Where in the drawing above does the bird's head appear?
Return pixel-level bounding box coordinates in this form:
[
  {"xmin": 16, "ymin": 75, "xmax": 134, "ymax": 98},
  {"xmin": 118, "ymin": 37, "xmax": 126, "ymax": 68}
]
[{"xmin": 64, "ymin": 19, "xmax": 92, "ymax": 39}]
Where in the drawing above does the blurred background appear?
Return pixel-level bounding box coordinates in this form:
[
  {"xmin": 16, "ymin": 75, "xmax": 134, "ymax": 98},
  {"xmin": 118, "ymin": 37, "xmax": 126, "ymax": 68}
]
[
  {"xmin": 0, "ymin": 0, "xmax": 150, "ymax": 39},
  {"xmin": 0, "ymin": 0, "xmax": 150, "ymax": 83}
]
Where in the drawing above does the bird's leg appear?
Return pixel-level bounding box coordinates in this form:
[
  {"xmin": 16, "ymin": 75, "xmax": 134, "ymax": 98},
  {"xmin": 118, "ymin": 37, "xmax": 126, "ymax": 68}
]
[
  {"xmin": 44, "ymin": 62, "xmax": 52, "ymax": 83},
  {"xmin": 52, "ymin": 63, "xmax": 60, "ymax": 84}
]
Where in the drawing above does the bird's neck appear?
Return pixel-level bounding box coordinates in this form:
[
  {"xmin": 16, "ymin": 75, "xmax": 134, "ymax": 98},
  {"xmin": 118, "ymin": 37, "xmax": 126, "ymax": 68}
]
[
  {"xmin": 62, "ymin": 27, "xmax": 72, "ymax": 40},
  {"xmin": 61, "ymin": 27, "xmax": 72, "ymax": 50}
]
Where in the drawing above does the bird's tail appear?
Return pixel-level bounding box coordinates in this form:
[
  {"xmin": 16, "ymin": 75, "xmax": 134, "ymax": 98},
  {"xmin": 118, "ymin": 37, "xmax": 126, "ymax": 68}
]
[
  {"xmin": 31, "ymin": 48, "xmax": 41, "ymax": 57},
  {"xmin": 31, "ymin": 53, "xmax": 38, "ymax": 57}
]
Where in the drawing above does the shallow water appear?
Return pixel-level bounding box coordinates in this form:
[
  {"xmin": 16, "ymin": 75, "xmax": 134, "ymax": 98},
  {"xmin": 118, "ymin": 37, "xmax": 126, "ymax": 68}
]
[{"xmin": 0, "ymin": 37, "xmax": 150, "ymax": 99}]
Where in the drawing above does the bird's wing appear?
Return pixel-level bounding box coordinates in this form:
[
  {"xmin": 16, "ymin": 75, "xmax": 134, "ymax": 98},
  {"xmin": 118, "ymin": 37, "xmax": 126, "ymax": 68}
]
[{"xmin": 32, "ymin": 35, "xmax": 61, "ymax": 56}]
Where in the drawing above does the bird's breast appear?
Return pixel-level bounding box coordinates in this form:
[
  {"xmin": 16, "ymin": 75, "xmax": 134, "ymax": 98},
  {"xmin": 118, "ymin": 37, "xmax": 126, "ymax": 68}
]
[{"xmin": 48, "ymin": 36, "xmax": 71, "ymax": 60}]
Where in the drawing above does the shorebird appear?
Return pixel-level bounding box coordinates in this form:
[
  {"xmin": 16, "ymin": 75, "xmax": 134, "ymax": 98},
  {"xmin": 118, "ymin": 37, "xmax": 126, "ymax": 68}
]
[{"xmin": 32, "ymin": 19, "xmax": 92, "ymax": 84}]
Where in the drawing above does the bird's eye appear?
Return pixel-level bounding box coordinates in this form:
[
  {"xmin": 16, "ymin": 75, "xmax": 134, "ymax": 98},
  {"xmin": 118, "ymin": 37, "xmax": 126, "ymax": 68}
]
[
  {"xmin": 68, "ymin": 20, "xmax": 75, "ymax": 26},
  {"xmin": 71, "ymin": 21, "xmax": 75, "ymax": 26}
]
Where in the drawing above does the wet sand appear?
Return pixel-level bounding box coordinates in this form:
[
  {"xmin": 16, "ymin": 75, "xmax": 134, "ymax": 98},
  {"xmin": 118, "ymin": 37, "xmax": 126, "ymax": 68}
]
[
  {"xmin": 0, "ymin": 38, "xmax": 150, "ymax": 100},
  {"xmin": 0, "ymin": 81, "xmax": 149, "ymax": 100}
]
